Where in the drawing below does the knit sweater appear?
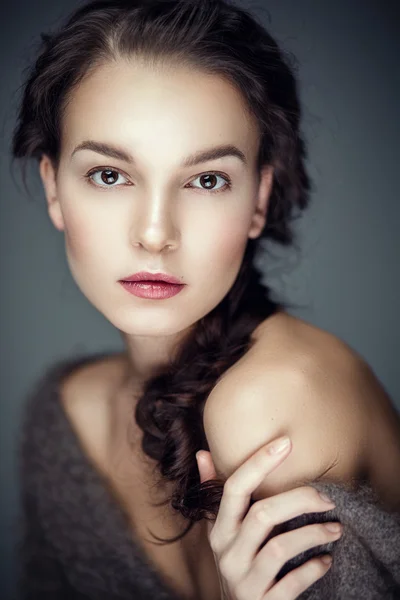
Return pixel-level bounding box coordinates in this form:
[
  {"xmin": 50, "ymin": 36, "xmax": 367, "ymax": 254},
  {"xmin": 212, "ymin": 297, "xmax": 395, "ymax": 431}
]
[{"xmin": 16, "ymin": 353, "xmax": 400, "ymax": 599}]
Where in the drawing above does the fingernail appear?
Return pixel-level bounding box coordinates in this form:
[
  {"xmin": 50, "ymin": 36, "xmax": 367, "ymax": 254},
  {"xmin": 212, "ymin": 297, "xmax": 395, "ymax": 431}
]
[
  {"xmin": 324, "ymin": 522, "xmax": 342, "ymax": 533},
  {"xmin": 268, "ymin": 436, "xmax": 290, "ymax": 454},
  {"xmin": 319, "ymin": 492, "xmax": 335, "ymax": 504}
]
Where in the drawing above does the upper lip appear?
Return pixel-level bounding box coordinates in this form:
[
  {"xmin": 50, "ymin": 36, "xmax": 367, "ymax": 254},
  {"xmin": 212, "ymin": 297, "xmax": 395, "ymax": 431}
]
[{"xmin": 120, "ymin": 271, "xmax": 184, "ymax": 285}]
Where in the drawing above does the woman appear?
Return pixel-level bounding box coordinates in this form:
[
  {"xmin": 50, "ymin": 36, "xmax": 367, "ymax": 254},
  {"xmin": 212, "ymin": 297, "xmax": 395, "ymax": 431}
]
[{"xmin": 12, "ymin": 0, "xmax": 400, "ymax": 599}]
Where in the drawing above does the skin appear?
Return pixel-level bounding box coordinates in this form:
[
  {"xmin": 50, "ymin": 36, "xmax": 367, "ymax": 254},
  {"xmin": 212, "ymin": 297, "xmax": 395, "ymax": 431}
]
[
  {"xmin": 196, "ymin": 440, "xmax": 341, "ymax": 599},
  {"xmin": 39, "ymin": 57, "xmax": 275, "ymax": 397},
  {"xmin": 38, "ymin": 56, "xmax": 400, "ymax": 599},
  {"xmin": 38, "ymin": 58, "xmax": 282, "ymax": 599}
]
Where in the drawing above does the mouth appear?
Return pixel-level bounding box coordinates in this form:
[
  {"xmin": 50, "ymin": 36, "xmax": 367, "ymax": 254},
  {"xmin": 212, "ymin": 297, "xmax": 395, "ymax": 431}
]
[
  {"xmin": 123, "ymin": 279, "xmax": 182, "ymax": 285},
  {"xmin": 120, "ymin": 271, "xmax": 185, "ymax": 285},
  {"xmin": 119, "ymin": 278, "xmax": 186, "ymax": 299}
]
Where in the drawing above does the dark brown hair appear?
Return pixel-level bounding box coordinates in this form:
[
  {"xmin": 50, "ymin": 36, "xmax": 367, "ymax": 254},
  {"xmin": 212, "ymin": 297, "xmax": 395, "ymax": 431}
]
[{"xmin": 11, "ymin": 0, "xmax": 313, "ymax": 544}]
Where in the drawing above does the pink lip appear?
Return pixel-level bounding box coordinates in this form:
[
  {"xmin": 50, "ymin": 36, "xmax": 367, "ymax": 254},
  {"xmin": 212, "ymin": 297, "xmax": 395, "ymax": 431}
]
[
  {"xmin": 120, "ymin": 271, "xmax": 184, "ymax": 285},
  {"xmin": 120, "ymin": 280, "xmax": 185, "ymax": 299}
]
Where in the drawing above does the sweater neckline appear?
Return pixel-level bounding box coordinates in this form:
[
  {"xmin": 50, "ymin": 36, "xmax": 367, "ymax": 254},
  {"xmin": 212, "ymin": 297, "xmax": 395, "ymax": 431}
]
[{"xmin": 44, "ymin": 352, "xmax": 186, "ymax": 600}]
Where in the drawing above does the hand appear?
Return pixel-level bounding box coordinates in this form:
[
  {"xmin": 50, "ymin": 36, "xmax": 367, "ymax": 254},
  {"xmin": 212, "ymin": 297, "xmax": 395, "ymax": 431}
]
[{"xmin": 196, "ymin": 436, "xmax": 342, "ymax": 600}]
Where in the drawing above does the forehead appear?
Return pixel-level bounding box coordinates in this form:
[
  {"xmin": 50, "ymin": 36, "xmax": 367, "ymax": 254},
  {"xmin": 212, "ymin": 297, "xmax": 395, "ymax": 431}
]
[{"xmin": 61, "ymin": 59, "xmax": 259, "ymax": 160}]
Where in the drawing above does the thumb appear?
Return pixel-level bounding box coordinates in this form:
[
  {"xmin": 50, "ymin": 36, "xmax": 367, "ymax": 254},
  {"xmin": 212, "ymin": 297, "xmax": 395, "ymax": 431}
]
[
  {"xmin": 196, "ymin": 450, "xmax": 218, "ymax": 484},
  {"xmin": 195, "ymin": 451, "xmax": 220, "ymax": 541}
]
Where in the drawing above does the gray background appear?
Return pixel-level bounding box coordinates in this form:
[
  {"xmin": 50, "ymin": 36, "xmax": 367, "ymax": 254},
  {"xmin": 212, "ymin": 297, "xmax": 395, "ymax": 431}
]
[{"xmin": 1, "ymin": 0, "xmax": 399, "ymax": 596}]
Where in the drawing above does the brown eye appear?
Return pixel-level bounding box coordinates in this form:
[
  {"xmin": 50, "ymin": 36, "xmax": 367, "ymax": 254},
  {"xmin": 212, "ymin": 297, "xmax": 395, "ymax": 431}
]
[
  {"xmin": 100, "ymin": 169, "xmax": 119, "ymax": 185},
  {"xmin": 200, "ymin": 173, "xmax": 218, "ymax": 189},
  {"xmin": 85, "ymin": 168, "xmax": 129, "ymax": 188},
  {"xmin": 189, "ymin": 172, "xmax": 231, "ymax": 193}
]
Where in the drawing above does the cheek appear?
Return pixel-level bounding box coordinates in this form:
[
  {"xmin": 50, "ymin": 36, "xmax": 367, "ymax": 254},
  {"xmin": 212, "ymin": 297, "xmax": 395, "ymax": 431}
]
[
  {"xmin": 62, "ymin": 205, "xmax": 110, "ymax": 263},
  {"xmin": 203, "ymin": 213, "xmax": 251, "ymax": 274},
  {"xmin": 219, "ymin": 224, "xmax": 249, "ymax": 261},
  {"xmin": 61, "ymin": 209, "xmax": 122, "ymax": 294},
  {"xmin": 185, "ymin": 217, "xmax": 250, "ymax": 302}
]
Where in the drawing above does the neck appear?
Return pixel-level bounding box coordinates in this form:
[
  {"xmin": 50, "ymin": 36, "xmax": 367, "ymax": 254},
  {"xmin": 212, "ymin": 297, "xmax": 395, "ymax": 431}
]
[{"xmin": 118, "ymin": 323, "xmax": 196, "ymax": 389}]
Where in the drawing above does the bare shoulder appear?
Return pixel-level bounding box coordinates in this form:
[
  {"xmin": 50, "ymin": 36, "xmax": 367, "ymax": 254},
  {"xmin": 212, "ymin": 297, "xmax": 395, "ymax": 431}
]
[
  {"xmin": 204, "ymin": 311, "xmax": 400, "ymax": 503},
  {"xmin": 272, "ymin": 314, "xmax": 400, "ymax": 508},
  {"xmin": 254, "ymin": 312, "xmax": 400, "ymax": 450},
  {"xmin": 60, "ymin": 352, "xmax": 128, "ymax": 468},
  {"xmin": 255, "ymin": 312, "xmax": 398, "ymax": 417},
  {"xmin": 215, "ymin": 310, "xmax": 366, "ymax": 396},
  {"xmin": 251, "ymin": 311, "xmax": 365, "ymax": 372}
]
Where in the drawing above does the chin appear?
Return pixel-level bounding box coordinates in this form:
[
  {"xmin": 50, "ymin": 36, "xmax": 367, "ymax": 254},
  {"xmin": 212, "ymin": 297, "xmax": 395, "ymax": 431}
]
[{"xmin": 108, "ymin": 310, "xmax": 195, "ymax": 338}]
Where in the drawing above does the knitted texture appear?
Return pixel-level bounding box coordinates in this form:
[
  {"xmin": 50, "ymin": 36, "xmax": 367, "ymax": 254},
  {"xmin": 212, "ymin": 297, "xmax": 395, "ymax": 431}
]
[{"xmin": 15, "ymin": 354, "xmax": 400, "ymax": 599}]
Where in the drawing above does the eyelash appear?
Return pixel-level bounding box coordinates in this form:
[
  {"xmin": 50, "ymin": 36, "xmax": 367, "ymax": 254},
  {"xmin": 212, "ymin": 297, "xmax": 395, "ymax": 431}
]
[{"xmin": 83, "ymin": 167, "xmax": 232, "ymax": 195}]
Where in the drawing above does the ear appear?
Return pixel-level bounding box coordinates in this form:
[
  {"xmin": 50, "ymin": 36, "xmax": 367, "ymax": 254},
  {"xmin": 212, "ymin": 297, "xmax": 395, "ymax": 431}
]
[
  {"xmin": 248, "ymin": 164, "xmax": 274, "ymax": 239},
  {"xmin": 39, "ymin": 155, "xmax": 65, "ymax": 231}
]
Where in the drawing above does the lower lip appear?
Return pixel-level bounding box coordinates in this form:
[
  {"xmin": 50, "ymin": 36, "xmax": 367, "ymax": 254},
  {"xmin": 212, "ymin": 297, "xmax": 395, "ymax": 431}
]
[{"xmin": 119, "ymin": 280, "xmax": 185, "ymax": 299}]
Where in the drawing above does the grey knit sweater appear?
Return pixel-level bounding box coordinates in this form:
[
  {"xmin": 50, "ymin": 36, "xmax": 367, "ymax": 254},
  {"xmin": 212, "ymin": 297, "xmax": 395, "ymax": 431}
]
[{"xmin": 16, "ymin": 354, "xmax": 400, "ymax": 599}]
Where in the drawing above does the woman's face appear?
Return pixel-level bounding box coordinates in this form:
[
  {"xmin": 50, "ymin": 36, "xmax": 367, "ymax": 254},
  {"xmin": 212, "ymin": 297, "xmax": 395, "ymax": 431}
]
[{"xmin": 39, "ymin": 59, "xmax": 273, "ymax": 337}]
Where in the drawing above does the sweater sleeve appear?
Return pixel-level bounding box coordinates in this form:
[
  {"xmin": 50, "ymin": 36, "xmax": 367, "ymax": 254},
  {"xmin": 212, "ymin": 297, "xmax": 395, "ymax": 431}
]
[
  {"xmin": 15, "ymin": 363, "xmax": 88, "ymax": 600},
  {"xmin": 270, "ymin": 479, "xmax": 400, "ymax": 599}
]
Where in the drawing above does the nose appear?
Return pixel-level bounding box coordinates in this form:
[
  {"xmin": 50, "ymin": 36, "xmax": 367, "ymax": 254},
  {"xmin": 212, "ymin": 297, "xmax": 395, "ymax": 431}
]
[
  {"xmin": 132, "ymin": 238, "xmax": 175, "ymax": 253},
  {"xmin": 129, "ymin": 203, "xmax": 179, "ymax": 254}
]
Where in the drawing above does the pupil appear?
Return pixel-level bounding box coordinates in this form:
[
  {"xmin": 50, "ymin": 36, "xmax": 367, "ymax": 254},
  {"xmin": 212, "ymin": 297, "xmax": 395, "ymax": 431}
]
[
  {"xmin": 201, "ymin": 174, "xmax": 216, "ymax": 189},
  {"xmin": 102, "ymin": 170, "xmax": 117, "ymax": 184}
]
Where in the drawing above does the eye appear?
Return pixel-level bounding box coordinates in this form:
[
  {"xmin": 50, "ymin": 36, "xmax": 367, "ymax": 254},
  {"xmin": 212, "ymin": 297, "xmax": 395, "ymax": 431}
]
[
  {"xmin": 84, "ymin": 167, "xmax": 232, "ymax": 194},
  {"xmin": 187, "ymin": 172, "xmax": 232, "ymax": 194},
  {"xmin": 84, "ymin": 168, "xmax": 130, "ymax": 188}
]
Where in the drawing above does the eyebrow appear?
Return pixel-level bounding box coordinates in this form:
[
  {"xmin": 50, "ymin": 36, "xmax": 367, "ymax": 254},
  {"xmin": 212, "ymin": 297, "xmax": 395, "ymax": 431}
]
[{"xmin": 70, "ymin": 140, "xmax": 247, "ymax": 167}]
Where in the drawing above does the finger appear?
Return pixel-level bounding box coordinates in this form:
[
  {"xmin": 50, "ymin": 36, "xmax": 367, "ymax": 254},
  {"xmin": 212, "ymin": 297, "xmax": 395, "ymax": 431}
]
[
  {"xmin": 239, "ymin": 521, "xmax": 341, "ymax": 596},
  {"xmin": 196, "ymin": 451, "xmax": 219, "ymax": 537},
  {"xmin": 262, "ymin": 554, "xmax": 333, "ymax": 599},
  {"xmin": 228, "ymin": 485, "xmax": 337, "ymax": 567},
  {"xmin": 212, "ymin": 437, "xmax": 292, "ymax": 548},
  {"xmin": 196, "ymin": 450, "xmax": 217, "ymax": 484}
]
